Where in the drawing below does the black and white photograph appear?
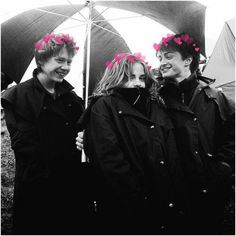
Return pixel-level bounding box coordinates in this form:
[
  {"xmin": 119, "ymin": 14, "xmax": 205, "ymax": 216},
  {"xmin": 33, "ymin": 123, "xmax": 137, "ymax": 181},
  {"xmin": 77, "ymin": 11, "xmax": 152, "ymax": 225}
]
[{"xmin": 1, "ymin": 0, "xmax": 235, "ymax": 235}]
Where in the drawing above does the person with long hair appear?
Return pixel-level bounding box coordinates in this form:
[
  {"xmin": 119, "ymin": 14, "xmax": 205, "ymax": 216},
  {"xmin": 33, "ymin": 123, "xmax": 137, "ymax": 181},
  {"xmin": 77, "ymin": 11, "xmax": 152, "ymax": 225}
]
[{"xmin": 79, "ymin": 52, "xmax": 187, "ymax": 234}]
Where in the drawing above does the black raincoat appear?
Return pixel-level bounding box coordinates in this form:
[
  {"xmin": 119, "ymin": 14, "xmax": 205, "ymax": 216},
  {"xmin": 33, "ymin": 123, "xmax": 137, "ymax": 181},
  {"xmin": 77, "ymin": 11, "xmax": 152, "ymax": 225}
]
[
  {"xmin": 159, "ymin": 73, "xmax": 235, "ymax": 234},
  {"xmin": 1, "ymin": 70, "xmax": 90, "ymax": 234},
  {"xmin": 80, "ymin": 89, "xmax": 188, "ymax": 234}
]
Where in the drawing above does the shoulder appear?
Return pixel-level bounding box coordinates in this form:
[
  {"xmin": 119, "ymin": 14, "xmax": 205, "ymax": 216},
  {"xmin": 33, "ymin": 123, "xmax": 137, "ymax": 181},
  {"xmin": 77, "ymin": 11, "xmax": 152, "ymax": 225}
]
[
  {"xmin": 90, "ymin": 95, "xmax": 114, "ymax": 113},
  {"xmin": 1, "ymin": 79, "xmax": 34, "ymax": 107},
  {"xmin": 202, "ymin": 85, "xmax": 235, "ymax": 121}
]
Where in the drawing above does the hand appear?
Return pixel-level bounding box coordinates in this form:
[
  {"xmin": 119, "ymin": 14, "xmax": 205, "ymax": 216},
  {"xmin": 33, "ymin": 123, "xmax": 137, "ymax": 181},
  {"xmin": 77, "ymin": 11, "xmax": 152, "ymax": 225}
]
[{"xmin": 76, "ymin": 131, "xmax": 84, "ymax": 150}]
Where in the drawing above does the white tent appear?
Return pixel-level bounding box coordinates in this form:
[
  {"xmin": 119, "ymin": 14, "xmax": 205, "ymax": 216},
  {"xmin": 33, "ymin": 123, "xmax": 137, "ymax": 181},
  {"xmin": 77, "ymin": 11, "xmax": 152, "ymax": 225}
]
[{"xmin": 203, "ymin": 18, "xmax": 235, "ymax": 100}]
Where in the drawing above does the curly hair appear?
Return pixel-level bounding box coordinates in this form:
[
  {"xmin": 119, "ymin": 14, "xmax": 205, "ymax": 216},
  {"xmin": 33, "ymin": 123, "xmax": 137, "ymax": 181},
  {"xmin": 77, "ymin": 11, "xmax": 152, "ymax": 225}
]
[{"xmin": 93, "ymin": 53, "xmax": 158, "ymax": 97}]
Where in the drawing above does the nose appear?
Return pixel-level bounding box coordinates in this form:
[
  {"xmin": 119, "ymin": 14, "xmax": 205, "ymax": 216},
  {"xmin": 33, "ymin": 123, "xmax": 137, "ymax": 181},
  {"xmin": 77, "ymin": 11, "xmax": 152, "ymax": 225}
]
[
  {"xmin": 160, "ymin": 58, "xmax": 167, "ymax": 67},
  {"xmin": 61, "ymin": 62, "xmax": 70, "ymax": 70},
  {"xmin": 133, "ymin": 77, "xmax": 143, "ymax": 87}
]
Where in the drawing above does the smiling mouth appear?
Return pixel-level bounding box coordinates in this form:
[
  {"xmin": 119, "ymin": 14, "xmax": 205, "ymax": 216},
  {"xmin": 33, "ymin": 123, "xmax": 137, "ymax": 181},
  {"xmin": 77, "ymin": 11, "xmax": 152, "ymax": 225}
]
[
  {"xmin": 56, "ymin": 71, "xmax": 68, "ymax": 78},
  {"xmin": 160, "ymin": 66, "xmax": 172, "ymax": 73}
]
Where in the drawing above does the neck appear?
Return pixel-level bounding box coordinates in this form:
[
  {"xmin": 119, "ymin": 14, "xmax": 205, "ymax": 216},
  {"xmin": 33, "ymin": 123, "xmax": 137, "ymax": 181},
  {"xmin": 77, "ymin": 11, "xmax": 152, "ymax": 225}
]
[
  {"xmin": 174, "ymin": 70, "xmax": 192, "ymax": 84},
  {"xmin": 37, "ymin": 73, "xmax": 56, "ymax": 93}
]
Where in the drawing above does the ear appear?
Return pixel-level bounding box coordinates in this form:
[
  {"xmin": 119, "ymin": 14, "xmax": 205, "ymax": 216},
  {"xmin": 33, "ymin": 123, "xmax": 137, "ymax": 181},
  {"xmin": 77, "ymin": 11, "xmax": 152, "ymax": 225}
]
[{"xmin": 184, "ymin": 57, "xmax": 193, "ymax": 66}]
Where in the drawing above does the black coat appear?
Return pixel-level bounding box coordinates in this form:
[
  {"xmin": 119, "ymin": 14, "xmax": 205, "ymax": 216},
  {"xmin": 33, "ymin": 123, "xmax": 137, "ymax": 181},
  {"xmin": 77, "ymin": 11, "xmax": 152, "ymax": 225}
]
[
  {"xmin": 81, "ymin": 90, "xmax": 187, "ymax": 234},
  {"xmin": 1, "ymin": 73, "xmax": 88, "ymax": 234},
  {"xmin": 159, "ymin": 73, "xmax": 235, "ymax": 234}
]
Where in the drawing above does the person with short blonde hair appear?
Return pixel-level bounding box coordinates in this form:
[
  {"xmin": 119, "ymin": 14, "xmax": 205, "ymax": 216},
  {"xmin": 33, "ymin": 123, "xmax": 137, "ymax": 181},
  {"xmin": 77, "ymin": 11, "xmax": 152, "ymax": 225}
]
[{"xmin": 1, "ymin": 33, "xmax": 88, "ymax": 234}]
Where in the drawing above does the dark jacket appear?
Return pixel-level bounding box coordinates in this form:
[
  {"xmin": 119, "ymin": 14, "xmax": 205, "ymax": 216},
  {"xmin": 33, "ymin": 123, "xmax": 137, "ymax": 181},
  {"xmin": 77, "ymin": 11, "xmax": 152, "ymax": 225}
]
[
  {"xmin": 1, "ymin": 71, "xmax": 87, "ymax": 234},
  {"xmin": 159, "ymin": 73, "xmax": 235, "ymax": 234},
  {"xmin": 81, "ymin": 89, "xmax": 187, "ymax": 234}
]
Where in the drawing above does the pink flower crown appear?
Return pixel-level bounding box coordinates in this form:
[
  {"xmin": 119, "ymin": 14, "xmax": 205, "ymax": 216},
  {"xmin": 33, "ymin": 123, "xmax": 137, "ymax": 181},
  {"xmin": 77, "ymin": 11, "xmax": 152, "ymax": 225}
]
[
  {"xmin": 153, "ymin": 33, "xmax": 200, "ymax": 53},
  {"xmin": 105, "ymin": 52, "xmax": 152, "ymax": 70},
  {"xmin": 34, "ymin": 33, "xmax": 79, "ymax": 51}
]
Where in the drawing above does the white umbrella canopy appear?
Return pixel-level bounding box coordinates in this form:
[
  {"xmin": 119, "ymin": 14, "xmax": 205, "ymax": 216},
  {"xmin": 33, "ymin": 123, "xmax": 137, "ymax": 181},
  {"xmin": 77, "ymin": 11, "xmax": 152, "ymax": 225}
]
[
  {"xmin": 1, "ymin": 0, "xmax": 235, "ymax": 100},
  {"xmin": 1, "ymin": 1, "xmax": 206, "ymax": 101}
]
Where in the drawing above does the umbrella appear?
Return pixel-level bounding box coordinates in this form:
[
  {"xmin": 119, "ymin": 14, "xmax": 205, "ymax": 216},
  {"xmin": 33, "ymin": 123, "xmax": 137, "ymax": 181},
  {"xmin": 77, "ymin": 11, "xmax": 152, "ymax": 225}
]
[{"xmin": 1, "ymin": 1, "xmax": 206, "ymax": 104}]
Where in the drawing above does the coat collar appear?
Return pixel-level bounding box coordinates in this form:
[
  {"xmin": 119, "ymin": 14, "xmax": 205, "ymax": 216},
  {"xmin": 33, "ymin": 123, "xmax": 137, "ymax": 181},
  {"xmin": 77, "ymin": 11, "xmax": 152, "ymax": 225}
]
[
  {"xmin": 111, "ymin": 90, "xmax": 154, "ymax": 125},
  {"xmin": 30, "ymin": 69, "xmax": 75, "ymax": 119}
]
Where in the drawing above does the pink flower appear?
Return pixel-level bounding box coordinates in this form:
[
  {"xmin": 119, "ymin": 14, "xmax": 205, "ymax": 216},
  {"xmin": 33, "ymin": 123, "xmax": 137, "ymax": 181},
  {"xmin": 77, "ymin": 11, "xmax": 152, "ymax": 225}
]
[
  {"xmin": 194, "ymin": 47, "xmax": 200, "ymax": 52},
  {"xmin": 127, "ymin": 55, "xmax": 135, "ymax": 64},
  {"xmin": 174, "ymin": 37, "xmax": 182, "ymax": 45},
  {"xmin": 75, "ymin": 46, "xmax": 80, "ymax": 51},
  {"xmin": 153, "ymin": 43, "xmax": 162, "ymax": 51},
  {"xmin": 43, "ymin": 34, "xmax": 55, "ymax": 43},
  {"xmin": 106, "ymin": 61, "xmax": 113, "ymax": 69},
  {"xmin": 134, "ymin": 52, "xmax": 145, "ymax": 61},
  {"xmin": 180, "ymin": 33, "xmax": 190, "ymax": 43},
  {"xmin": 114, "ymin": 52, "xmax": 126, "ymax": 63},
  {"xmin": 34, "ymin": 42, "xmax": 43, "ymax": 50},
  {"xmin": 147, "ymin": 66, "xmax": 152, "ymax": 70},
  {"xmin": 162, "ymin": 37, "xmax": 169, "ymax": 46},
  {"xmin": 54, "ymin": 36, "xmax": 64, "ymax": 44}
]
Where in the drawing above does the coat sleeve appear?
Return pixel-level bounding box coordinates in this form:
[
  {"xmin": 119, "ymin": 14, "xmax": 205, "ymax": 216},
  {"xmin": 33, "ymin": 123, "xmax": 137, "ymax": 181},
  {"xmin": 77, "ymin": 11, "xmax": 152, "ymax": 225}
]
[
  {"xmin": 214, "ymin": 92, "xmax": 235, "ymax": 171},
  {"xmin": 84, "ymin": 99, "xmax": 144, "ymax": 201}
]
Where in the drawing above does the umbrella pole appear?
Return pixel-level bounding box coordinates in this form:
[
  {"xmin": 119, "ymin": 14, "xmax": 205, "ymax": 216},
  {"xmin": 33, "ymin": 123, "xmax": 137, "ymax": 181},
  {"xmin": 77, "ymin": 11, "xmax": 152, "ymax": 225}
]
[
  {"xmin": 82, "ymin": 0, "xmax": 92, "ymax": 163},
  {"xmin": 85, "ymin": 0, "xmax": 92, "ymax": 109}
]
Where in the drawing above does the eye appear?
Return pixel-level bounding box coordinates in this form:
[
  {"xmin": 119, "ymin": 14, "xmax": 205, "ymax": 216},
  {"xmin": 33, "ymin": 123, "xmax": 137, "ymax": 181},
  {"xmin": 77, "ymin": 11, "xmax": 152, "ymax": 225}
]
[
  {"xmin": 139, "ymin": 75, "xmax": 146, "ymax": 81},
  {"xmin": 56, "ymin": 58, "xmax": 65, "ymax": 63}
]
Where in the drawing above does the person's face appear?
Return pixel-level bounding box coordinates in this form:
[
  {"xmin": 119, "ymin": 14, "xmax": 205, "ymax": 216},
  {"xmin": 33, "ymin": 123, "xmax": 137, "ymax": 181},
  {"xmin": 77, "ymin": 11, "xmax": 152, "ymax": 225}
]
[
  {"xmin": 123, "ymin": 62, "xmax": 146, "ymax": 88},
  {"xmin": 40, "ymin": 47, "xmax": 73, "ymax": 83},
  {"xmin": 157, "ymin": 50, "xmax": 190, "ymax": 79}
]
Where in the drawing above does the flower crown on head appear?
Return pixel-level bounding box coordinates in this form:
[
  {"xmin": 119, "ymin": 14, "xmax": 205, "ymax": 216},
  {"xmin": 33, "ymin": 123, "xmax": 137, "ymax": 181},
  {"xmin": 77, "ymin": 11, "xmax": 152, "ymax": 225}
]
[
  {"xmin": 34, "ymin": 33, "xmax": 80, "ymax": 51},
  {"xmin": 153, "ymin": 33, "xmax": 200, "ymax": 53},
  {"xmin": 105, "ymin": 52, "xmax": 152, "ymax": 70}
]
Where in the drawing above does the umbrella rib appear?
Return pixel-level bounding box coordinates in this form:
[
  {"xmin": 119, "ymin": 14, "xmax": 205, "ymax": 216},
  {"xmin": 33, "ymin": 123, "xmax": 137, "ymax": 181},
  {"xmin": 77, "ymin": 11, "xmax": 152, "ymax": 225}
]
[
  {"xmin": 66, "ymin": 0, "xmax": 88, "ymax": 21},
  {"xmin": 93, "ymin": 15, "xmax": 145, "ymax": 23},
  {"xmin": 53, "ymin": 22, "xmax": 87, "ymax": 32},
  {"xmin": 92, "ymin": 7, "xmax": 110, "ymax": 21},
  {"xmin": 92, "ymin": 22, "xmax": 122, "ymax": 38},
  {"xmin": 34, "ymin": 8, "xmax": 86, "ymax": 23}
]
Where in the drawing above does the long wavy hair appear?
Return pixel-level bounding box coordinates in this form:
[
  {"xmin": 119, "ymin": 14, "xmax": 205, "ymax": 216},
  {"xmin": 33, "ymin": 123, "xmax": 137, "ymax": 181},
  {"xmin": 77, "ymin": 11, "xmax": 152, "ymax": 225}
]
[{"xmin": 93, "ymin": 53, "xmax": 158, "ymax": 98}]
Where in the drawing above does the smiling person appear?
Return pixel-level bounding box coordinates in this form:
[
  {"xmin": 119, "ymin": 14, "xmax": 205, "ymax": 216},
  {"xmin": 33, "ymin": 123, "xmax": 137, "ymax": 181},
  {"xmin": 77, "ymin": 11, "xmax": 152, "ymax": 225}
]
[
  {"xmin": 154, "ymin": 33, "xmax": 235, "ymax": 234},
  {"xmin": 1, "ymin": 33, "xmax": 88, "ymax": 234},
  {"xmin": 78, "ymin": 53, "xmax": 188, "ymax": 234}
]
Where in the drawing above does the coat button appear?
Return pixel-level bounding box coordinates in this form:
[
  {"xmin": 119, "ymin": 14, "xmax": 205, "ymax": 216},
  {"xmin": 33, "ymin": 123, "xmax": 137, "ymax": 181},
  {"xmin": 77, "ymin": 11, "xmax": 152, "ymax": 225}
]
[
  {"xmin": 43, "ymin": 106, "xmax": 47, "ymax": 110},
  {"xmin": 202, "ymin": 189, "xmax": 208, "ymax": 194},
  {"xmin": 160, "ymin": 225, "xmax": 165, "ymax": 230},
  {"xmin": 65, "ymin": 122, "xmax": 69, "ymax": 126},
  {"xmin": 193, "ymin": 117, "xmax": 197, "ymax": 121},
  {"xmin": 160, "ymin": 160, "xmax": 165, "ymax": 165},
  {"xmin": 68, "ymin": 103, "xmax": 72, "ymax": 107},
  {"xmin": 178, "ymin": 210, "xmax": 184, "ymax": 215},
  {"xmin": 168, "ymin": 203, "xmax": 174, "ymax": 208},
  {"xmin": 144, "ymin": 196, "xmax": 148, "ymax": 200},
  {"xmin": 207, "ymin": 153, "xmax": 213, "ymax": 157},
  {"xmin": 195, "ymin": 150, "xmax": 198, "ymax": 155},
  {"xmin": 118, "ymin": 110, "xmax": 123, "ymax": 114},
  {"xmin": 150, "ymin": 125, "xmax": 155, "ymax": 129}
]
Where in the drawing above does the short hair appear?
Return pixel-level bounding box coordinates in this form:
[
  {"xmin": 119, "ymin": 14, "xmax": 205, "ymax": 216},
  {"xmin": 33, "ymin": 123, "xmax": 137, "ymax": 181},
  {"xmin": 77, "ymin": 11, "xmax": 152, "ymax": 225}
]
[
  {"xmin": 93, "ymin": 53, "xmax": 155, "ymax": 96},
  {"xmin": 34, "ymin": 33, "xmax": 79, "ymax": 68},
  {"xmin": 154, "ymin": 33, "xmax": 200, "ymax": 73}
]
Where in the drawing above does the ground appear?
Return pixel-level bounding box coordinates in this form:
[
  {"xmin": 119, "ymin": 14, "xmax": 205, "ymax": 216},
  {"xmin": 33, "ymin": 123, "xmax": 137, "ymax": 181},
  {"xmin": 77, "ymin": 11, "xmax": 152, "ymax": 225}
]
[{"xmin": 1, "ymin": 116, "xmax": 235, "ymax": 235}]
